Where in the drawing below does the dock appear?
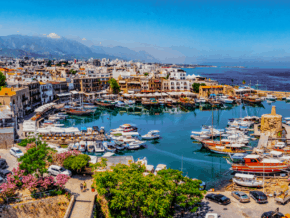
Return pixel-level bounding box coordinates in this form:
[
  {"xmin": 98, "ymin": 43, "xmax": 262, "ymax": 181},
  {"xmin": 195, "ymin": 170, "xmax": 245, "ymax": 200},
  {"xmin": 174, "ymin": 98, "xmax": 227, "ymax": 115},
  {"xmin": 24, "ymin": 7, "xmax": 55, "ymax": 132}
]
[{"xmin": 256, "ymin": 133, "xmax": 268, "ymax": 149}]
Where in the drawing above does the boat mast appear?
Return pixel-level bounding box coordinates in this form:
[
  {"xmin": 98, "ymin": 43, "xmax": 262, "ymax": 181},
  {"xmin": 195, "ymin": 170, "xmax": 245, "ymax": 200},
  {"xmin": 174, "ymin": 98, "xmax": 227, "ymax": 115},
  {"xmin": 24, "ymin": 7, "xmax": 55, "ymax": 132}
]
[{"xmin": 212, "ymin": 107, "xmax": 214, "ymax": 141}]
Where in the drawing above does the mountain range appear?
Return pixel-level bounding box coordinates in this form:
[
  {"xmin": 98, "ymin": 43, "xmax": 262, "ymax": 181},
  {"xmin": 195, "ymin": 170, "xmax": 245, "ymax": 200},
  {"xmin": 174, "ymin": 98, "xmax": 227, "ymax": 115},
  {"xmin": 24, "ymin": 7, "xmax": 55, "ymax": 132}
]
[{"xmin": 0, "ymin": 35, "xmax": 159, "ymax": 62}]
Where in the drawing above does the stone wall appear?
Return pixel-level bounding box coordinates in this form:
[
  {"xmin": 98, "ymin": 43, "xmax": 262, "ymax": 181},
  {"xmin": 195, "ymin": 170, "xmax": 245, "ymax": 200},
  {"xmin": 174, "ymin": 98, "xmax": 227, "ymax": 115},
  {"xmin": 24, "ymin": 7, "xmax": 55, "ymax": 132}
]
[
  {"xmin": 0, "ymin": 127, "xmax": 14, "ymax": 149},
  {"xmin": 260, "ymin": 106, "xmax": 282, "ymax": 138}
]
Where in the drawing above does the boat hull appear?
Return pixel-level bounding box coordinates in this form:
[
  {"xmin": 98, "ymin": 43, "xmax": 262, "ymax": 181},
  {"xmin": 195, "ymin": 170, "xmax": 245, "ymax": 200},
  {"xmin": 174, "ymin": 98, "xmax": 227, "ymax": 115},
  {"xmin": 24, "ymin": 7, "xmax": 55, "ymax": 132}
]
[
  {"xmin": 231, "ymin": 165, "xmax": 290, "ymax": 173},
  {"xmin": 233, "ymin": 178, "xmax": 263, "ymax": 187}
]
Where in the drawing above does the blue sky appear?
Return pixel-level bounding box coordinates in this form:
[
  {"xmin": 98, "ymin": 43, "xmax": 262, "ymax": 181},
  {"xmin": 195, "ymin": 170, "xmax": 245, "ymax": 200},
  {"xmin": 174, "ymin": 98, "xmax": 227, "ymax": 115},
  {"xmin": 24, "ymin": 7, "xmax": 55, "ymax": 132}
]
[{"xmin": 1, "ymin": 0, "xmax": 290, "ymax": 65}]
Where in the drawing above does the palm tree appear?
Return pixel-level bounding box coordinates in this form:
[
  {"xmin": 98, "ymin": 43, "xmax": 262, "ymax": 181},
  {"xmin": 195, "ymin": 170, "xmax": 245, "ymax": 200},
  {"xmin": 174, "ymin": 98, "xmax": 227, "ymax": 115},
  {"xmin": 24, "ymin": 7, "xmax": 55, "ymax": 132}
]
[
  {"xmin": 242, "ymin": 80, "xmax": 246, "ymax": 85},
  {"xmin": 231, "ymin": 79, "xmax": 234, "ymax": 86}
]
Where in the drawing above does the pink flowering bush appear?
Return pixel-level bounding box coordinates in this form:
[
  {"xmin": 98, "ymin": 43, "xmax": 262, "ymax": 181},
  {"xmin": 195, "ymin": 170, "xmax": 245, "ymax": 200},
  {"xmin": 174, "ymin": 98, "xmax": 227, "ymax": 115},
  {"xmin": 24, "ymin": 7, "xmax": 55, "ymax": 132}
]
[
  {"xmin": 22, "ymin": 174, "xmax": 38, "ymax": 191},
  {"xmin": 8, "ymin": 165, "xmax": 25, "ymax": 187},
  {"xmin": 0, "ymin": 182, "xmax": 17, "ymax": 198},
  {"xmin": 54, "ymin": 150, "xmax": 81, "ymax": 166},
  {"xmin": 55, "ymin": 174, "xmax": 70, "ymax": 189},
  {"xmin": 26, "ymin": 143, "xmax": 36, "ymax": 151},
  {"xmin": 38, "ymin": 176, "xmax": 54, "ymax": 191}
]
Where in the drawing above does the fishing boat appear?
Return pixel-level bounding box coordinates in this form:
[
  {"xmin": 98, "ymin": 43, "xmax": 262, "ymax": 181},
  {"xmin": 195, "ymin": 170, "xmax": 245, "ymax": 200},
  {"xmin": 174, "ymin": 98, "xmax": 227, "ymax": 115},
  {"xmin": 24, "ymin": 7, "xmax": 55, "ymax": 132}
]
[
  {"xmin": 242, "ymin": 96, "xmax": 263, "ymax": 104},
  {"xmin": 87, "ymin": 141, "xmax": 95, "ymax": 153},
  {"xmin": 66, "ymin": 108, "xmax": 93, "ymax": 116},
  {"xmin": 273, "ymin": 142, "xmax": 290, "ymax": 154},
  {"xmin": 229, "ymin": 154, "xmax": 290, "ymax": 173},
  {"xmin": 220, "ymin": 96, "xmax": 234, "ymax": 104},
  {"xmin": 79, "ymin": 141, "xmax": 87, "ymax": 152},
  {"xmin": 233, "ymin": 173, "xmax": 263, "ymax": 187},
  {"xmin": 141, "ymin": 130, "xmax": 160, "ymax": 140}
]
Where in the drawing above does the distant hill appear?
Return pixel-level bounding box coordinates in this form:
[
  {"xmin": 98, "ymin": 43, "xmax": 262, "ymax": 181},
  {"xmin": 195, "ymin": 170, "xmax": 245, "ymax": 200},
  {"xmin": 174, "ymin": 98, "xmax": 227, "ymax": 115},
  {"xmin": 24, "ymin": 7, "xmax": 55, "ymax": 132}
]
[
  {"xmin": 90, "ymin": 45, "xmax": 158, "ymax": 62},
  {"xmin": 0, "ymin": 35, "xmax": 159, "ymax": 62}
]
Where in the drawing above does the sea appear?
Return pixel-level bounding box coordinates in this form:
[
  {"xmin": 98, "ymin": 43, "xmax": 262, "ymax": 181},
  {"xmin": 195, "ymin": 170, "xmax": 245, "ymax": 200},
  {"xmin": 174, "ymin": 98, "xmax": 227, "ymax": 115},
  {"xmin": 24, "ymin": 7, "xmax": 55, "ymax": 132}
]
[
  {"xmin": 183, "ymin": 67, "xmax": 290, "ymax": 92},
  {"xmin": 59, "ymin": 67, "xmax": 290, "ymax": 188}
]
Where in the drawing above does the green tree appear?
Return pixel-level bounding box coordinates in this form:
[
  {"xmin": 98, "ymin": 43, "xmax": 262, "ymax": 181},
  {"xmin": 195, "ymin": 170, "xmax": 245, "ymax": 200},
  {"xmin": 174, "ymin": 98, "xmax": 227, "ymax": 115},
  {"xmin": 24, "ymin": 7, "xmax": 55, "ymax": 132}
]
[
  {"xmin": 63, "ymin": 154, "xmax": 90, "ymax": 173},
  {"xmin": 242, "ymin": 80, "xmax": 246, "ymax": 85},
  {"xmin": 0, "ymin": 71, "xmax": 6, "ymax": 87},
  {"xmin": 19, "ymin": 140, "xmax": 49, "ymax": 177},
  {"xmin": 144, "ymin": 72, "xmax": 149, "ymax": 76},
  {"xmin": 108, "ymin": 78, "xmax": 120, "ymax": 94},
  {"xmin": 192, "ymin": 83, "xmax": 206, "ymax": 93},
  {"xmin": 92, "ymin": 162, "xmax": 205, "ymax": 218},
  {"xmin": 47, "ymin": 60, "xmax": 52, "ymax": 67},
  {"xmin": 231, "ymin": 79, "xmax": 234, "ymax": 86}
]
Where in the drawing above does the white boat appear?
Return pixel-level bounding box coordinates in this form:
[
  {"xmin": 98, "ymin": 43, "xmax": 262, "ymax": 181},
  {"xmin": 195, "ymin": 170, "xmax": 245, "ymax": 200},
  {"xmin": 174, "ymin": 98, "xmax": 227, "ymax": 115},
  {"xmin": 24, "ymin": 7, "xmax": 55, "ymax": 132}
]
[
  {"xmin": 196, "ymin": 97, "xmax": 207, "ymax": 104},
  {"xmin": 233, "ymin": 173, "xmax": 263, "ymax": 187},
  {"xmin": 141, "ymin": 130, "xmax": 160, "ymax": 140},
  {"xmin": 79, "ymin": 141, "xmax": 87, "ymax": 152},
  {"xmin": 102, "ymin": 152, "xmax": 115, "ymax": 157},
  {"xmin": 94, "ymin": 142, "xmax": 105, "ymax": 153},
  {"xmin": 220, "ymin": 96, "xmax": 234, "ymax": 104},
  {"xmin": 266, "ymin": 95, "xmax": 277, "ymax": 101},
  {"xmin": 87, "ymin": 141, "xmax": 95, "ymax": 153},
  {"xmin": 126, "ymin": 143, "xmax": 141, "ymax": 150},
  {"xmin": 103, "ymin": 141, "xmax": 116, "ymax": 152},
  {"xmin": 286, "ymin": 97, "xmax": 290, "ymax": 102},
  {"xmin": 71, "ymin": 142, "xmax": 80, "ymax": 150}
]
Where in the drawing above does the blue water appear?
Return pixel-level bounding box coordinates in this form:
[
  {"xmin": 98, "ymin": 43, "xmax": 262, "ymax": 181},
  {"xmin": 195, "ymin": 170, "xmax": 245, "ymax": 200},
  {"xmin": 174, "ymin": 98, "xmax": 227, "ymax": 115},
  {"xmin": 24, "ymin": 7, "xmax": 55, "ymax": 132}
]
[
  {"xmin": 183, "ymin": 67, "xmax": 290, "ymax": 92},
  {"xmin": 60, "ymin": 101, "xmax": 290, "ymax": 188}
]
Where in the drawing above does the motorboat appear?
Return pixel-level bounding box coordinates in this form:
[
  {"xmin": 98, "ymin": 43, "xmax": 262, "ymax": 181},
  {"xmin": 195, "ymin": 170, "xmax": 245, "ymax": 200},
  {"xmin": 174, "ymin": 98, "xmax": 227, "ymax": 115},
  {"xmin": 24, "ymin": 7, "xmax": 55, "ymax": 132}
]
[
  {"xmin": 286, "ymin": 97, "xmax": 290, "ymax": 102},
  {"xmin": 141, "ymin": 130, "xmax": 160, "ymax": 140},
  {"xmin": 79, "ymin": 141, "xmax": 87, "ymax": 152},
  {"xmin": 207, "ymin": 143, "xmax": 248, "ymax": 154},
  {"xmin": 71, "ymin": 142, "xmax": 80, "ymax": 150},
  {"xmin": 111, "ymin": 124, "xmax": 138, "ymax": 133},
  {"xmin": 125, "ymin": 143, "xmax": 141, "ymax": 150},
  {"xmin": 220, "ymin": 96, "xmax": 234, "ymax": 104},
  {"xmin": 115, "ymin": 101, "xmax": 126, "ymax": 108},
  {"xmin": 195, "ymin": 97, "xmax": 207, "ymax": 105},
  {"xmin": 94, "ymin": 142, "xmax": 105, "ymax": 153},
  {"xmin": 233, "ymin": 173, "xmax": 263, "ymax": 187},
  {"xmin": 87, "ymin": 141, "xmax": 95, "ymax": 153},
  {"xmin": 103, "ymin": 141, "xmax": 116, "ymax": 152},
  {"xmin": 242, "ymin": 96, "xmax": 263, "ymax": 104},
  {"xmin": 266, "ymin": 95, "xmax": 277, "ymax": 101}
]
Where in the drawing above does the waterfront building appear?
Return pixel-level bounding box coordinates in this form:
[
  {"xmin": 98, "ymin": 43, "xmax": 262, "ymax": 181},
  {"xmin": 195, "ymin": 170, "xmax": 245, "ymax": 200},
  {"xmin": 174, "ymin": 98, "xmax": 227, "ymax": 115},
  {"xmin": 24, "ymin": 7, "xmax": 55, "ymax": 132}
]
[{"xmin": 48, "ymin": 80, "xmax": 69, "ymax": 100}]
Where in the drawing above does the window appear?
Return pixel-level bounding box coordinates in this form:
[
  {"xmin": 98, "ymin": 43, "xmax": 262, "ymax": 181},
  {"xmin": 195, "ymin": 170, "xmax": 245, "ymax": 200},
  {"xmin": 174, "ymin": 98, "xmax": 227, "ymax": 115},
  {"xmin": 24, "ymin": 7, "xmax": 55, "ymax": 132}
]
[{"xmin": 250, "ymin": 159, "xmax": 257, "ymax": 163}]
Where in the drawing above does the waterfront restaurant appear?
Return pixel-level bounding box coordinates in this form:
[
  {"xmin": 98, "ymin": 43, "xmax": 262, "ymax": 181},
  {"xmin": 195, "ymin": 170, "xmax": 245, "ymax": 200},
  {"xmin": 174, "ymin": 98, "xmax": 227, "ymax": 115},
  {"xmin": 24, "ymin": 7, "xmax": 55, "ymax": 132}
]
[{"xmin": 199, "ymin": 85, "xmax": 225, "ymax": 97}]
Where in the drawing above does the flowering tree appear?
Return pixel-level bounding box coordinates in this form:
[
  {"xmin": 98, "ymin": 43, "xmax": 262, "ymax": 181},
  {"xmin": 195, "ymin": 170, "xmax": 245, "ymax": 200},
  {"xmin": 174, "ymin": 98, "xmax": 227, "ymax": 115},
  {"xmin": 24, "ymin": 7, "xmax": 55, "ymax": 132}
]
[
  {"xmin": 55, "ymin": 174, "xmax": 70, "ymax": 189},
  {"xmin": 0, "ymin": 182, "xmax": 16, "ymax": 198},
  {"xmin": 22, "ymin": 174, "xmax": 38, "ymax": 192},
  {"xmin": 38, "ymin": 176, "xmax": 54, "ymax": 191},
  {"xmin": 9, "ymin": 165, "xmax": 25, "ymax": 187},
  {"xmin": 53, "ymin": 150, "xmax": 81, "ymax": 166}
]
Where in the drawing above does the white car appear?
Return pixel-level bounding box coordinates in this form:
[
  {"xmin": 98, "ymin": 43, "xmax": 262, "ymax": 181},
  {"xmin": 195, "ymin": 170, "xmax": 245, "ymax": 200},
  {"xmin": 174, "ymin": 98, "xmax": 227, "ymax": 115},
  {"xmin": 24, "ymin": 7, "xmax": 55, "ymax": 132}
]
[
  {"xmin": 48, "ymin": 165, "xmax": 72, "ymax": 177},
  {"xmin": 10, "ymin": 147, "xmax": 24, "ymax": 158},
  {"xmin": 205, "ymin": 213, "xmax": 218, "ymax": 218}
]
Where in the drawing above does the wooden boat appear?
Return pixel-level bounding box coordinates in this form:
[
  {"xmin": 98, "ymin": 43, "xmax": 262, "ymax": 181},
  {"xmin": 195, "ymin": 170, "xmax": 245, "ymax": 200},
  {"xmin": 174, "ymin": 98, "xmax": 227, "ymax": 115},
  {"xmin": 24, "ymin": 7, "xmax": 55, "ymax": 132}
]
[
  {"xmin": 201, "ymin": 140, "xmax": 230, "ymax": 147},
  {"xmin": 230, "ymin": 154, "xmax": 290, "ymax": 173},
  {"xmin": 233, "ymin": 173, "xmax": 263, "ymax": 187},
  {"xmin": 207, "ymin": 144, "xmax": 247, "ymax": 154},
  {"xmin": 66, "ymin": 108, "xmax": 93, "ymax": 116},
  {"xmin": 242, "ymin": 96, "xmax": 263, "ymax": 104}
]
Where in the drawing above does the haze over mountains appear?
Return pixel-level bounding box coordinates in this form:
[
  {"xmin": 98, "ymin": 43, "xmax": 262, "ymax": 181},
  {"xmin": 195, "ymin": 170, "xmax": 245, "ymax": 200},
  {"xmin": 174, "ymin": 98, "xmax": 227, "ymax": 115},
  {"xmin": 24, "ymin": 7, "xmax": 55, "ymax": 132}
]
[{"xmin": 0, "ymin": 35, "xmax": 159, "ymax": 62}]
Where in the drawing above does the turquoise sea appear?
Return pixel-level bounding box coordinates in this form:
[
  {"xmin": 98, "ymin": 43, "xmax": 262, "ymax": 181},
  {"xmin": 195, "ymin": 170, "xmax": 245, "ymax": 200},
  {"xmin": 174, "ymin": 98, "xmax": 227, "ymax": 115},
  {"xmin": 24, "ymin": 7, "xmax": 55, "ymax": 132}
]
[{"xmin": 60, "ymin": 100, "xmax": 290, "ymax": 188}]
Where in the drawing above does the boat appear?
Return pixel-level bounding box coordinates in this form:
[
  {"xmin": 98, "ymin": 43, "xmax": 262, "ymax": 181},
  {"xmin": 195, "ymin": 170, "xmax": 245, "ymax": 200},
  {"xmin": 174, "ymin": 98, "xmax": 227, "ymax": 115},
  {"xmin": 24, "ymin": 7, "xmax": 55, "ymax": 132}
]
[
  {"xmin": 71, "ymin": 142, "xmax": 80, "ymax": 150},
  {"xmin": 233, "ymin": 173, "xmax": 263, "ymax": 187},
  {"xmin": 125, "ymin": 142, "xmax": 141, "ymax": 150},
  {"xmin": 207, "ymin": 143, "xmax": 248, "ymax": 154},
  {"xmin": 66, "ymin": 108, "xmax": 93, "ymax": 116},
  {"xmin": 103, "ymin": 141, "xmax": 116, "ymax": 152},
  {"xmin": 94, "ymin": 142, "xmax": 105, "ymax": 153},
  {"xmin": 242, "ymin": 96, "xmax": 263, "ymax": 104},
  {"xmin": 196, "ymin": 97, "xmax": 207, "ymax": 105},
  {"xmin": 273, "ymin": 142, "xmax": 290, "ymax": 154},
  {"xmin": 229, "ymin": 154, "xmax": 290, "ymax": 173},
  {"xmin": 220, "ymin": 96, "xmax": 234, "ymax": 104},
  {"xmin": 286, "ymin": 97, "xmax": 290, "ymax": 102},
  {"xmin": 87, "ymin": 141, "xmax": 95, "ymax": 153},
  {"xmin": 266, "ymin": 95, "xmax": 277, "ymax": 101},
  {"xmin": 79, "ymin": 141, "xmax": 87, "ymax": 152},
  {"xmin": 141, "ymin": 130, "xmax": 160, "ymax": 140}
]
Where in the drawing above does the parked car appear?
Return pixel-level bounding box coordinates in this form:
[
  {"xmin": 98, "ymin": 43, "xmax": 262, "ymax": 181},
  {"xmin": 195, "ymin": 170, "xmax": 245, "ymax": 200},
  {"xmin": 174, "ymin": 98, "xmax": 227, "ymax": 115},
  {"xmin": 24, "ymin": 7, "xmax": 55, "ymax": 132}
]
[
  {"xmin": 205, "ymin": 193, "xmax": 231, "ymax": 205},
  {"xmin": 10, "ymin": 147, "xmax": 24, "ymax": 158},
  {"xmin": 0, "ymin": 158, "xmax": 7, "ymax": 169},
  {"xmin": 231, "ymin": 191, "xmax": 250, "ymax": 203},
  {"xmin": 249, "ymin": 191, "xmax": 268, "ymax": 204},
  {"xmin": 205, "ymin": 213, "xmax": 218, "ymax": 218},
  {"xmin": 48, "ymin": 165, "xmax": 72, "ymax": 177},
  {"xmin": 261, "ymin": 211, "xmax": 284, "ymax": 218},
  {"xmin": 0, "ymin": 169, "xmax": 12, "ymax": 179}
]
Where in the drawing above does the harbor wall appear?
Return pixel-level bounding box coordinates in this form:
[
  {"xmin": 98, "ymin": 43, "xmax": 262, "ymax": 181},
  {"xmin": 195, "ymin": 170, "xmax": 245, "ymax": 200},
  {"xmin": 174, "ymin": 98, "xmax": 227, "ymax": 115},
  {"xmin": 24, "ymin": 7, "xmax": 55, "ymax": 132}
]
[{"xmin": 0, "ymin": 127, "xmax": 14, "ymax": 149}]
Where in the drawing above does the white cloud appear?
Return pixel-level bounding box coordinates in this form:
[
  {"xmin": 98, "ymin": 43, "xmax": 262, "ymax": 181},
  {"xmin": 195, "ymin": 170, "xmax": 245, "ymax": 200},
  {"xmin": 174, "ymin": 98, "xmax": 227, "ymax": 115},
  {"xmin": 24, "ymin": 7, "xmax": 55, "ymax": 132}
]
[
  {"xmin": 47, "ymin": 33, "xmax": 61, "ymax": 39},
  {"xmin": 82, "ymin": 38, "xmax": 86, "ymax": 41}
]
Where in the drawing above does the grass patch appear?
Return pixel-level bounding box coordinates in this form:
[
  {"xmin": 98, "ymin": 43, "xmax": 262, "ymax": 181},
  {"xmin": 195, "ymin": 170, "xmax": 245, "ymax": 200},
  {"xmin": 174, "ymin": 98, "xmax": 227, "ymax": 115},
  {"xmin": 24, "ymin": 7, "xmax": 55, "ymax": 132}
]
[
  {"xmin": 113, "ymin": 133, "xmax": 122, "ymax": 137},
  {"xmin": 60, "ymin": 144, "xmax": 68, "ymax": 148}
]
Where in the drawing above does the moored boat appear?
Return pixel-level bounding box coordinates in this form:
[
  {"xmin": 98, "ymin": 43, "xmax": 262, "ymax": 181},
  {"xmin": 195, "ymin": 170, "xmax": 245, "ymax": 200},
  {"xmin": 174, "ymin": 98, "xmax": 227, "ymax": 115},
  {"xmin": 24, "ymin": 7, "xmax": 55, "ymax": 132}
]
[{"xmin": 233, "ymin": 173, "xmax": 263, "ymax": 187}]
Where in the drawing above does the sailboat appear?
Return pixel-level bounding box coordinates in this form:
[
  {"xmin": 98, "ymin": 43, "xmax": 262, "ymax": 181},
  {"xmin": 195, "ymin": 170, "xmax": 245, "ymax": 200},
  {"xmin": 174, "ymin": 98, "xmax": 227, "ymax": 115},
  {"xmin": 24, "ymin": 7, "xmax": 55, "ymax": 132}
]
[{"xmin": 66, "ymin": 93, "xmax": 93, "ymax": 116}]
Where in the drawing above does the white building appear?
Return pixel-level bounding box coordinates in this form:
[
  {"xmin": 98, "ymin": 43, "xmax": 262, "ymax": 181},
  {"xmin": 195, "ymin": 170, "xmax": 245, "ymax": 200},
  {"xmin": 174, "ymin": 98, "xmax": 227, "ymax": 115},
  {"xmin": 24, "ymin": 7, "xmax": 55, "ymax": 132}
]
[{"xmin": 40, "ymin": 82, "xmax": 53, "ymax": 104}]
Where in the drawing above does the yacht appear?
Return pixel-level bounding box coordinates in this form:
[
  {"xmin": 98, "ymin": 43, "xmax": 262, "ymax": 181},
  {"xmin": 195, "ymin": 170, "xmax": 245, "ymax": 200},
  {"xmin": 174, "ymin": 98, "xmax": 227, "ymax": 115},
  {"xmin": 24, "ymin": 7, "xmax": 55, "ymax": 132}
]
[
  {"xmin": 94, "ymin": 142, "xmax": 105, "ymax": 153},
  {"xmin": 141, "ymin": 130, "xmax": 160, "ymax": 140},
  {"xmin": 220, "ymin": 96, "xmax": 234, "ymax": 104},
  {"xmin": 103, "ymin": 141, "xmax": 117, "ymax": 152},
  {"xmin": 266, "ymin": 95, "xmax": 277, "ymax": 101},
  {"xmin": 233, "ymin": 173, "xmax": 263, "ymax": 187},
  {"xmin": 87, "ymin": 141, "xmax": 95, "ymax": 153},
  {"xmin": 79, "ymin": 141, "xmax": 87, "ymax": 152}
]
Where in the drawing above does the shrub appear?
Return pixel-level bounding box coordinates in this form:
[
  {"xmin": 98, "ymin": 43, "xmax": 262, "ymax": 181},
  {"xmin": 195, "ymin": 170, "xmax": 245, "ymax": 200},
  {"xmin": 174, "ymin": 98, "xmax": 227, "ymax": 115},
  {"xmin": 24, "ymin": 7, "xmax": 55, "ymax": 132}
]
[
  {"xmin": 55, "ymin": 174, "xmax": 70, "ymax": 189},
  {"xmin": 63, "ymin": 154, "xmax": 90, "ymax": 172}
]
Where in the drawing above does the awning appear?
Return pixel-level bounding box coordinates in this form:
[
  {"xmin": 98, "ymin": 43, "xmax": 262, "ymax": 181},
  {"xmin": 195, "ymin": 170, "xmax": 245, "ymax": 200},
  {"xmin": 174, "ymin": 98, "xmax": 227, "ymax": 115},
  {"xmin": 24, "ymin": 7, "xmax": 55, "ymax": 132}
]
[
  {"xmin": 71, "ymin": 91, "xmax": 79, "ymax": 94},
  {"xmin": 119, "ymin": 81, "xmax": 126, "ymax": 84},
  {"xmin": 57, "ymin": 93, "xmax": 72, "ymax": 97}
]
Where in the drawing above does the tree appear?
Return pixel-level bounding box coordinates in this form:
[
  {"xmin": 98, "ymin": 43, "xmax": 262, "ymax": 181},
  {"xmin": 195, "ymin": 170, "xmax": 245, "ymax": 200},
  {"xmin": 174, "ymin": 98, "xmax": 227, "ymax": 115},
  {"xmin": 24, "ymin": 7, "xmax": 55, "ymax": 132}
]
[
  {"xmin": 47, "ymin": 60, "xmax": 52, "ymax": 67},
  {"xmin": 108, "ymin": 78, "xmax": 120, "ymax": 94},
  {"xmin": 63, "ymin": 154, "xmax": 90, "ymax": 172},
  {"xmin": 144, "ymin": 72, "xmax": 149, "ymax": 76},
  {"xmin": 231, "ymin": 79, "xmax": 234, "ymax": 86},
  {"xmin": 242, "ymin": 80, "xmax": 246, "ymax": 85},
  {"xmin": 92, "ymin": 162, "xmax": 205, "ymax": 218},
  {"xmin": 19, "ymin": 140, "xmax": 50, "ymax": 177},
  {"xmin": 192, "ymin": 83, "xmax": 206, "ymax": 93},
  {"xmin": 0, "ymin": 71, "xmax": 6, "ymax": 87}
]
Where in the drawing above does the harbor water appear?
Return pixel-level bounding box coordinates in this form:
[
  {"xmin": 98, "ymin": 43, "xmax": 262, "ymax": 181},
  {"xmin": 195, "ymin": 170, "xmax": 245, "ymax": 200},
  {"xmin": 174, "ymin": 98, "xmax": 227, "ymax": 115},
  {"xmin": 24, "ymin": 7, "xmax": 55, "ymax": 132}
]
[{"xmin": 60, "ymin": 101, "xmax": 290, "ymax": 188}]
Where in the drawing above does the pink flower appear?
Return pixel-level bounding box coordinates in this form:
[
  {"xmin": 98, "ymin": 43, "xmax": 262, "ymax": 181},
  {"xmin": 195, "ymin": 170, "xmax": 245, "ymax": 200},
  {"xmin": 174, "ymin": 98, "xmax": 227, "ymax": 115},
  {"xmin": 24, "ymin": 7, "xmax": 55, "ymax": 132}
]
[
  {"xmin": 22, "ymin": 174, "xmax": 38, "ymax": 191},
  {"xmin": 55, "ymin": 174, "xmax": 70, "ymax": 188}
]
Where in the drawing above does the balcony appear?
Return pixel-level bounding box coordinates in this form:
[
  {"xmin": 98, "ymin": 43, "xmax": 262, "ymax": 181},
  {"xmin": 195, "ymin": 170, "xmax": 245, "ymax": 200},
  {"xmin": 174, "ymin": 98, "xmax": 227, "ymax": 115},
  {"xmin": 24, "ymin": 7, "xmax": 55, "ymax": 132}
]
[
  {"xmin": 42, "ymin": 88, "xmax": 48, "ymax": 91},
  {"xmin": 42, "ymin": 94, "xmax": 48, "ymax": 98},
  {"xmin": 22, "ymin": 97, "xmax": 28, "ymax": 102},
  {"xmin": 31, "ymin": 92, "xmax": 40, "ymax": 97}
]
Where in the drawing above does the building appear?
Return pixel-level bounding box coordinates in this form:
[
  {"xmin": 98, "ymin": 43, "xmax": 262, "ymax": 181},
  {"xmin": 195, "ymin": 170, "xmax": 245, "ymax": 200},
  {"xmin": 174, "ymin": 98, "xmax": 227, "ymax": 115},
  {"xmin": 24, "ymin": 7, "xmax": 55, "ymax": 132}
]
[
  {"xmin": 48, "ymin": 81, "xmax": 69, "ymax": 100},
  {"xmin": 199, "ymin": 85, "xmax": 225, "ymax": 97},
  {"xmin": 0, "ymin": 87, "xmax": 30, "ymax": 118},
  {"xmin": 39, "ymin": 82, "xmax": 54, "ymax": 104}
]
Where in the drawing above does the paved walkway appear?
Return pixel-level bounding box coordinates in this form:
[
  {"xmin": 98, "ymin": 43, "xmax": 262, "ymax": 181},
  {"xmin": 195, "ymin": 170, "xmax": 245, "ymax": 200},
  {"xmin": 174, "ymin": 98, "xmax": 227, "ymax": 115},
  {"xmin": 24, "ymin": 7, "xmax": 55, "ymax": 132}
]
[{"xmin": 65, "ymin": 175, "xmax": 96, "ymax": 218}]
